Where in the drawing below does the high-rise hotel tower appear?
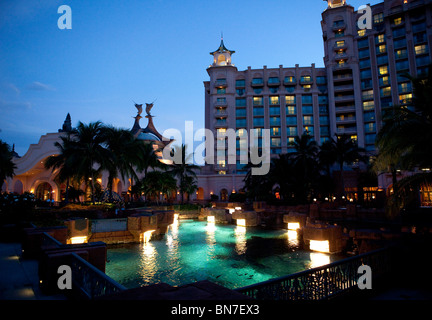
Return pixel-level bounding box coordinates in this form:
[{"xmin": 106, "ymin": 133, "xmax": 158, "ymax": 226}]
[{"xmin": 198, "ymin": 0, "xmax": 431, "ymax": 201}]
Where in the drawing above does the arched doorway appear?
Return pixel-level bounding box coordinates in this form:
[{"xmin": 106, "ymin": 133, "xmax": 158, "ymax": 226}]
[
  {"xmin": 13, "ymin": 180, "xmax": 23, "ymax": 194},
  {"xmin": 197, "ymin": 187, "xmax": 204, "ymax": 200},
  {"xmin": 220, "ymin": 188, "xmax": 228, "ymax": 202},
  {"xmin": 35, "ymin": 182, "xmax": 53, "ymax": 201}
]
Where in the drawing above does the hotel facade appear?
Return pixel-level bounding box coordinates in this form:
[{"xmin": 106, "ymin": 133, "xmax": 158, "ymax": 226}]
[
  {"xmin": 197, "ymin": 0, "xmax": 432, "ymax": 202},
  {"xmin": 4, "ymin": 0, "xmax": 432, "ymax": 205}
]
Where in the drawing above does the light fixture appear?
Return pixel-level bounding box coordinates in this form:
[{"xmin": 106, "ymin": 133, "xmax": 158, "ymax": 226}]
[
  {"xmin": 69, "ymin": 236, "xmax": 87, "ymax": 244},
  {"xmin": 237, "ymin": 219, "xmax": 246, "ymax": 227},
  {"xmin": 141, "ymin": 230, "xmax": 155, "ymax": 243},
  {"xmin": 288, "ymin": 222, "xmax": 300, "ymax": 230},
  {"xmin": 309, "ymin": 240, "xmax": 330, "ymax": 253}
]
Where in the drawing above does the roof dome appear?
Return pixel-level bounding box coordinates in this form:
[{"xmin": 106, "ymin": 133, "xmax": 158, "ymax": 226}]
[{"xmin": 136, "ymin": 131, "xmax": 161, "ymax": 142}]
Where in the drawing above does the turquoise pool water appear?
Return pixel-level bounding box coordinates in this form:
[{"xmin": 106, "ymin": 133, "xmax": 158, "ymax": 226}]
[{"xmin": 105, "ymin": 219, "xmax": 342, "ymax": 290}]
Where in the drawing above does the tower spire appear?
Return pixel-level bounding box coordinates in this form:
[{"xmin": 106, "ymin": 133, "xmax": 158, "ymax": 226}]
[{"xmin": 209, "ymin": 35, "xmax": 235, "ymax": 67}]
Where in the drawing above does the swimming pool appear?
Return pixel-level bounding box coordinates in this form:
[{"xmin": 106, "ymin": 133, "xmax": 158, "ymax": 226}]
[{"xmin": 105, "ymin": 219, "xmax": 343, "ymax": 290}]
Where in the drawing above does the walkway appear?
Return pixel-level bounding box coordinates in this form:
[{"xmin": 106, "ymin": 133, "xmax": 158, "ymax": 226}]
[{"xmin": 0, "ymin": 242, "xmax": 66, "ymax": 300}]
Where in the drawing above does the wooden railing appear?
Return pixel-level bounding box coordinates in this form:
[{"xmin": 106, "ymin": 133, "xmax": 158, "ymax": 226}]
[{"xmin": 235, "ymin": 246, "xmax": 394, "ymax": 300}]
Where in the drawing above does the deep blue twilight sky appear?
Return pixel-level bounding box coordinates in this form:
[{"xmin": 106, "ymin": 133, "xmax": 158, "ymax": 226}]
[{"xmin": 0, "ymin": 0, "xmax": 381, "ymax": 156}]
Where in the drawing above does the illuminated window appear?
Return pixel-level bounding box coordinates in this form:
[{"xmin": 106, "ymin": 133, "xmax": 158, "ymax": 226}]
[
  {"xmin": 415, "ymin": 44, "xmax": 428, "ymax": 55},
  {"xmin": 377, "ymin": 44, "xmax": 387, "ymax": 54},
  {"xmin": 358, "ymin": 29, "xmax": 366, "ymax": 37},
  {"xmin": 398, "ymin": 82, "xmax": 411, "ymax": 93},
  {"xmin": 237, "ymin": 128, "xmax": 247, "ymax": 137},
  {"xmin": 379, "ymin": 76, "xmax": 390, "ymax": 86},
  {"xmin": 269, "ymin": 96, "xmax": 280, "ymax": 105},
  {"xmin": 284, "ymin": 76, "xmax": 296, "ymax": 84},
  {"xmin": 287, "ymin": 126, "xmax": 297, "ymax": 136},
  {"xmin": 301, "ymin": 75, "xmax": 312, "ymax": 83},
  {"xmin": 362, "ymin": 89, "xmax": 374, "ymax": 100},
  {"xmin": 216, "ymin": 128, "xmax": 227, "ymax": 135},
  {"xmin": 286, "ymin": 95, "xmax": 296, "ymax": 104},
  {"xmin": 286, "ymin": 106, "xmax": 296, "ymax": 115},
  {"xmin": 393, "ymin": 17, "xmax": 403, "ymax": 25},
  {"xmin": 380, "ymin": 86, "xmax": 391, "ymax": 97},
  {"xmin": 399, "ymin": 93, "xmax": 412, "ymax": 104},
  {"xmin": 363, "ymin": 101, "xmax": 375, "ymax": 111},
  {"xmin": 373, "ymin": 13, "xmax": 384, "ymax": 24},
  {"xmin": 271, "ymin": 138, "xmax": 281, "ymax": 147},
  {"xmin": 270, "ymin": 127, "xmax": 280, "ymax": 136},
  {"xmin": 303, "ymin": 116, "xmax": 314, "ymax": 125},
  {"xmin": 253, "ymin": 96, "xmax": 263, "ymax": 106},
  {"xmin": 379, "ymin": 65, "xmax": 388, "ymax": 75},
  {"xmin": 376, "ymin": 34, "xmax": 385, "ymax": 44}
]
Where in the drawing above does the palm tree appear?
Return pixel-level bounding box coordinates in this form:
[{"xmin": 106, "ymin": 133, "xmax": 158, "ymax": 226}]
[
  {"xmin": 168, "ymin": 144, "xmax": 200, "ymax": 203},
  {"xmin": 375, "ymin": 65, "xmax": 432, "ymax": 210},
  {"xmin": 44, "ymin": 133, "xmax": 76, "ymax": 203},
  {"xmin": 288, "ymin": 133, "xmax": 320, "ymax": 202},
  {"xmin": 321, "ymin": 134, "xmax": 367, "ymax": 197},
  {"xmin": 137, "ymin": 142, "xmax": 164, "ymax": 176},
  {"xmin": 0, "ymin": 140, "xmax": 16, "ymax": 191},
  {"xmin": 101, "ymin": 126, "xmax": 144, "ymax": 202},
  {"xmin": 243, "ymin": 149, "xmax": 274, "ymax": 201},
  {"xmin": 141, "ymin": 171, "xmax": 177, "ymax": 204},
  {"xmin": 68, "ymin": 121, "xmax": 110, "ymax": 203}
]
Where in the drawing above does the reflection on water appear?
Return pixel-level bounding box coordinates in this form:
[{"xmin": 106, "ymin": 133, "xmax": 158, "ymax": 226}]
[
  {"xmin": 309, "ymin": 252, "xmax": 331, "ymax": 269},
  {"xmin": 234, "ymin": 226, "xmax": 247, "ymax": 255},
  {"xmin": 106, "ymin": 220, "xmax": 342, "ymax": 290},
  {"xmin": 287, "ymin": 230, "xmax": 300, "ymax": 247},
  {"xmin": 139, "ymin": 242, "xmax": 157, "ymax": 283}
]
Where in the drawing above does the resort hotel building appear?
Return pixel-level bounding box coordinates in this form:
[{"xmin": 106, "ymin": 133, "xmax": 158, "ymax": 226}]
[
  {"xmin": 197, "ymin": 0, "xmax": 432, "ymax": 203},
  {"xmin": 3, "ymin": 0, "xmax": 432, "ymax": 205}
]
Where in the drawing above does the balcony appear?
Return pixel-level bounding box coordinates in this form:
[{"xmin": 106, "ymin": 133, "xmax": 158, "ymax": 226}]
[
  {"xmin": 333, "ymin": 63, "xmax": 351, "ymax": 71},
  {"xmin": 334, "ymin": 84, "xmax": 354, "ymax": 92},
  {"xmin": 214, "ymin": 100, "xmax": 228, "ymax": 107},
  {"xmin": 333, "ymin": 73, "xmax": 353, "ymax": 82},
  {"xmin": 334, "ymin": 52, "xmax": 348, "ymax": 61},
  {"xmin": 214, "ymin": 119, "xmax": 228, "ymax": 128},
  {"xmin": 283, "ymin": 78, "xmax": 296, "ymax": 86},
  {"xmin": 334, "ymin": 94, "xmax": 355, "ymax": 102},
  {"xmin": 215, "ymin": 108, "xmax": 228, "ymax": 117},
  {"xmin": 214, "ymin": 80, "xmax": 227, "ymax": 88},
  {"xmin": 336, "ymin": 127, "xmax": 358, "ymax": 135},
  {"xmin": 267, "ymin": 79, "xmax": 280, "ymax": 87},
  {"xmin": 336, "ymin": 116, "xmax": 357, "ymax": 124},
  {"xmin": 251, "ymin": 79, "xmax": 264, "ymax": 87},
  {"xmin": 332, "ymin": 22, "xmax": 346, "ymax": 31},
  {"xmin": 335, "ymin": 105, "xmax": 356, "ymax": 114},
  {"xmin": 333, "ymin": 42, "xmax": 348, "ymax": 51},
  {"xmin": 214, "ymin": 164, "xmax": 228, "ymax": 171}
]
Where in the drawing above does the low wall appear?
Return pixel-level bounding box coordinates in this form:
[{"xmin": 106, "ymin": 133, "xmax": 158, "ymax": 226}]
[{"xmin": 21, "ymin": 225, "xmax": 68, "ymax": 259}]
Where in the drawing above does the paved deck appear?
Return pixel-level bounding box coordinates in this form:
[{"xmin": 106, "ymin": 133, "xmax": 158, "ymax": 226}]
[{"xmin": 0, "ymin": 242, "xmax": 66, "ymax": 300}]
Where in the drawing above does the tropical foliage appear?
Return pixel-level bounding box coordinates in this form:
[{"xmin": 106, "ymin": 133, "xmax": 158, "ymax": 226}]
[
  {"xmin": 0, "ymin": 140, "xmax": 17, "ymax": 191},
  {"xmin": 244, "ymin": 132, "xmax": 367, "ymax": 204},
  {"xmin": 375, "ymin": 64, "xmax": 432, "ymax": 214}
]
